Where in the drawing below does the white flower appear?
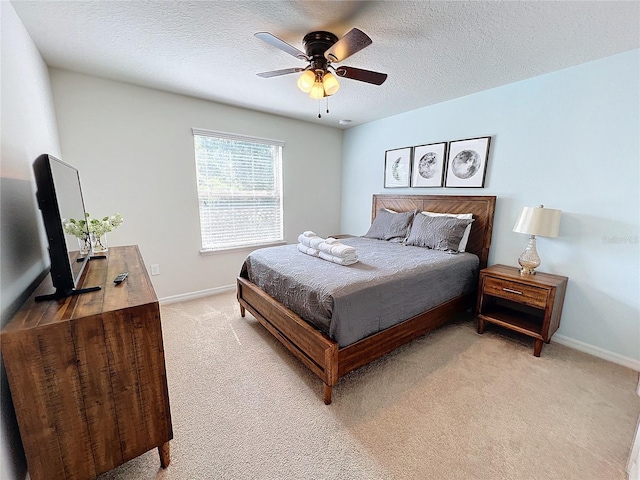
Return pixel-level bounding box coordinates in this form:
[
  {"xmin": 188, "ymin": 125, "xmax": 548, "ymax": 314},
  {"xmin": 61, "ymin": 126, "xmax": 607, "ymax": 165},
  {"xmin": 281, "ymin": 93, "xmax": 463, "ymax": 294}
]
[
  {"xmin": 62, "ymin": 217, "xmax": 87, "ymax": 238},
  {"xmin": 63, "ymin": 213, "xmax": 124, "ymax": 239}
]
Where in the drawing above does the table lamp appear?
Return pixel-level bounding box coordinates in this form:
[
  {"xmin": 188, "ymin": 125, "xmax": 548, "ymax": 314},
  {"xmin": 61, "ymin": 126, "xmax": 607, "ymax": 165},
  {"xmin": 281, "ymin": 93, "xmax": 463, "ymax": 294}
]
[{"xmin": 512, "ymin": 205, "xmax": 561, "ymax": 275}]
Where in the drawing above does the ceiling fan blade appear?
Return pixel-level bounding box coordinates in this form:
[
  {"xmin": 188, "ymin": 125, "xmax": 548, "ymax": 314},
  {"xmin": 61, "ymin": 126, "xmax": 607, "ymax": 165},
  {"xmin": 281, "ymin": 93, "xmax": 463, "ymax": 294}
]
[
  {"xmin": 255, "ymin": 32, "xmax": 308, "ymax": 61},
  {"xmin": 335, "ymin": 66, "xmax": 387, "ymax": 85},
  {"xmin": 324, "ymin": 28, "xmax": 372, "ymax": 63},
  {"xmin": 257, "ymin": 68, "xmax": 305, "ymax": 78}
]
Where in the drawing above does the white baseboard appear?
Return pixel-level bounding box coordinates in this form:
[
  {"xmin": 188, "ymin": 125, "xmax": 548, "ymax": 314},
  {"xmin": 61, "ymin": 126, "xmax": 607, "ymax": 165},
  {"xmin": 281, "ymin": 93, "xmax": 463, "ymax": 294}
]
[
  {"xmin": 159, "ymin": 284, "xmax": 235, "ymax": 305},
  {"xmin": 628, "ymin": 381, "xmax": 640, "ymax": 479},
  {"xmin": 553, "ymin": 334, "xmax": 640, "ymax": 372}
]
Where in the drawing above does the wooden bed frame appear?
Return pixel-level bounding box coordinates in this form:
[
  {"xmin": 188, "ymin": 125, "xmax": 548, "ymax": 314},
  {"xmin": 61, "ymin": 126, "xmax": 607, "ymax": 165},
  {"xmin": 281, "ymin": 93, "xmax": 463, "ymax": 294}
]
[{"xmin": 237, "ymin": 194, "xmax": 496, "ymax": 404}]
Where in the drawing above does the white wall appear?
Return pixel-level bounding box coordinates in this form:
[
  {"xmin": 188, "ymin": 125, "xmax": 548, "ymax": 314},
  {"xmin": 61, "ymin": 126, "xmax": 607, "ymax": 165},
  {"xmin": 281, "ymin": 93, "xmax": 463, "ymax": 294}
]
[
  {"xmin": 0, "ymin": 3, "xmax": 62, "ymax": 479},
  {"xmin": 341, "ymin": 50, "xmax": 640, "ymax": 366},
  {"xmin": 0, "ymin": 4, "xmax": 61, "ymax": 320},
  {"xmin": 49, "ymin": 70, "xmax": 343, "ymax": 300}
]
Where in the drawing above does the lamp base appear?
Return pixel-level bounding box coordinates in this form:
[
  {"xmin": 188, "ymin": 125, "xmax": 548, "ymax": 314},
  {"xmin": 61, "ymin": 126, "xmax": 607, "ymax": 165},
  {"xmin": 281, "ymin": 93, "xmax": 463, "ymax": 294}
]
[
  {"xmin": 518, "ymin": 235, "xmax": 540, "ymax": 275},
  {"xmin": 519, "ymin": 266, "xmax": 537, "ymax": 275}
]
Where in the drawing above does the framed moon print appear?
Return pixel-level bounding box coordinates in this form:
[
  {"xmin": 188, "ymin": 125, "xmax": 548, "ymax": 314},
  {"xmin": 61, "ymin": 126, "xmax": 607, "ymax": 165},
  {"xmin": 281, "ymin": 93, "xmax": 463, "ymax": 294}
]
[
  {"xmin": 445, "ymin": 136, "xmax": 491, "ymax": 188},
  {"xmin": 384, "ymin": 147, "xmax": 412, "ymax": 188},
  {"xmin": 411, "ymin": 142, "xmax": 447, "ymax": 187}
]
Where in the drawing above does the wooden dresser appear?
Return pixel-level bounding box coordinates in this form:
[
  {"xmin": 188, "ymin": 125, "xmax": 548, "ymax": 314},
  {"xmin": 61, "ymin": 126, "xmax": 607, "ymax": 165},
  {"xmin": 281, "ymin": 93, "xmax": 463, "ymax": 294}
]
[{"xmin": 1, "ymin": 245, "xmax": 172, "ymax": 480}]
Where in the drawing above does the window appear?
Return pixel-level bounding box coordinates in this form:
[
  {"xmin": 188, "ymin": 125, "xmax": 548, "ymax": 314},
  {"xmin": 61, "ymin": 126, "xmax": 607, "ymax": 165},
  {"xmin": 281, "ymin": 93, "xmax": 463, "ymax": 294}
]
[{"xmin": 192, "ymin": 128, "xmax": 284, "ymax": 252}]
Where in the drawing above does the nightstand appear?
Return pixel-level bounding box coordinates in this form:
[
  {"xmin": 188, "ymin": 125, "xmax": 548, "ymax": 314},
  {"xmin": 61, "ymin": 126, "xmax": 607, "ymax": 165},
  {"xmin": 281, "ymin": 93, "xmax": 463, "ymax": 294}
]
[
  {"xmin": 330, "ymin": 234, "xmax": 355, "ymax": 239},
  {"xmin": 476, "ymin": 264, "xmax": 568, "ymax": 356}
]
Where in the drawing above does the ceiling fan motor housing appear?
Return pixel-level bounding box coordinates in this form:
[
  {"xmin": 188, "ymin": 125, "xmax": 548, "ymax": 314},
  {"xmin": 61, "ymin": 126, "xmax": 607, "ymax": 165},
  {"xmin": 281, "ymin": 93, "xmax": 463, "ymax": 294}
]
[
  {"xmin": 255, "ymin": 27, "xmax": 387, "ymax": 94},
  {"xmin": 303, "ymin": 31, "xmax": 339, "ymax": 70}
]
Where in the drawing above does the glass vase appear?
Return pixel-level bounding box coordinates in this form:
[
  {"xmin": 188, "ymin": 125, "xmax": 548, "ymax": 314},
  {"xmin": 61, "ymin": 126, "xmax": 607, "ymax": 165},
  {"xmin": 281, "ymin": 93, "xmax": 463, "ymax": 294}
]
[
  {"xmin": 92, "ymin": 233, "xmax": 108, "ymax": 253},
  {"xmin": 77, "ymin": 235, "xmax": 91, "ymax": 255}
]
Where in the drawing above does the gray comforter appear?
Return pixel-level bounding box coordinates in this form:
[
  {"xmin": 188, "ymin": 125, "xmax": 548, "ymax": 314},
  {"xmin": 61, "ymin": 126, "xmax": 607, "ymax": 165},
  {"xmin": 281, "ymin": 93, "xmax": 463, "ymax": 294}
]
[{"xmin": 240, "ymin": 237, "xmax": 479, "ymax": 347}]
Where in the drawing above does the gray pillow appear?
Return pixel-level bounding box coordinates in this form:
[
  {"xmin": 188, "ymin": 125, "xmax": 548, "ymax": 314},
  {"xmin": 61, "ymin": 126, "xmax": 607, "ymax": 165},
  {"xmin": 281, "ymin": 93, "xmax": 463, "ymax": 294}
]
[
  {"xmin": 364, "ymin": 209, "xmax": 416, "ymax": 242},
  {"xmin": 404, "ymin": 213, "xmax": 474, "ymax": 252}
]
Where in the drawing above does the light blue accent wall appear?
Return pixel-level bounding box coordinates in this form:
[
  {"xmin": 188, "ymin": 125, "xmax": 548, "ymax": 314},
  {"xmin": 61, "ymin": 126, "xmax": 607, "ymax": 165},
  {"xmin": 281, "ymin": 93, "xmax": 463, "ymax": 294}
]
[{"xmin": 341, "ymin": 50, "xmax": 640, "ymax": 362}]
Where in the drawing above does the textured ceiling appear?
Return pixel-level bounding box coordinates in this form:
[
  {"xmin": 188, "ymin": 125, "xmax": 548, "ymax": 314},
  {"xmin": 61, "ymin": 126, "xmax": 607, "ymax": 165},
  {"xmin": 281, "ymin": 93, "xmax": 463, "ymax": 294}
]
[{"xmin": 11, "ymin": 1, "xmax": 640, "ymax": 129}]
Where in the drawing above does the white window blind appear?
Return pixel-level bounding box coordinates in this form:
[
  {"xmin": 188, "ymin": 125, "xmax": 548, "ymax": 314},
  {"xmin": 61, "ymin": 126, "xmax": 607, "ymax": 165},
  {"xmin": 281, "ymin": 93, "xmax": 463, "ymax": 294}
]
[{"xmin": 192, "ymin": 128, "xmax": 284, "ymax": 251}]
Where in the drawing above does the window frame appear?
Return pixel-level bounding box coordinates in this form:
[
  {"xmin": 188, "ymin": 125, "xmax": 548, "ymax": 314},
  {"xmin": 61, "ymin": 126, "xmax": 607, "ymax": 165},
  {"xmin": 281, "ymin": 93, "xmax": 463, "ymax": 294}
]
[{"xmin": 192, "ymin": 128, "xmax": 285, "ymax": 253}]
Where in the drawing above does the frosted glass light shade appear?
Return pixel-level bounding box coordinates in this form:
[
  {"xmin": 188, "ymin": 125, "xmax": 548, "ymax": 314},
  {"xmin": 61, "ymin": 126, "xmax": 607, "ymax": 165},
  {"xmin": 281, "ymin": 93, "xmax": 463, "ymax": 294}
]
[
  {"xmin": 310, "ymin": 80, "xmax": 325, "ymax": 99},
  {"xmin": 322, "ymin": 72, "xmax": 340, "ymax": 96},
  {"xmin": 297, "ymin": 70, "xmax": 315, "ymax": 93},
  {"xmin": 513, "ymin": 206, "xmax": 561, "ymax": 237}
]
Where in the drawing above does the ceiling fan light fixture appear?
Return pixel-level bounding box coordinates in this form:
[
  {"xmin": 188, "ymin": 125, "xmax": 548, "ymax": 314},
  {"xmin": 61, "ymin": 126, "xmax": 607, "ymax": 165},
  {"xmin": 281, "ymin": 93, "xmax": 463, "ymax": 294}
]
[
  {"xmin": 256, "ymin": 28, "xmax": 386, "ymax": 111},
  {"xmin": 322, "ymin": 72, "xmax": 340, "ymax": 96},
  {"xmin": 297, "ymin": 70, "xmax": 315, "ymax": 93},
  {"xmin": 310, "ymin": 80, "xmax": 325, "ymax": 99}
]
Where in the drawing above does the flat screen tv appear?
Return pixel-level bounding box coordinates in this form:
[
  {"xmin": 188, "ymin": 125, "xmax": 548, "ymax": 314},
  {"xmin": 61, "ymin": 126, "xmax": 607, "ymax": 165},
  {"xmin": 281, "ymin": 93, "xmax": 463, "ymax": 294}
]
[{"xmin": 33, "ymin": 154, "xmax": 101, "ymax": 301}]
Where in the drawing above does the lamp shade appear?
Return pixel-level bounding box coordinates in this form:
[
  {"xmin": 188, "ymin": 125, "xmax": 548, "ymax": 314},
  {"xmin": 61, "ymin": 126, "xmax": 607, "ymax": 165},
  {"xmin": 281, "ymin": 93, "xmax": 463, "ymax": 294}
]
[
  {"xmin": 297, "ymin": 70, "xmax": 315, "ymax": 93},
  {"xmin": 513, "ymin": 206, "xmax": 561, "ymax": 237},
  {"xmin": 310, "ymin": 80, "xmax": 325, "ymax": 99},
  {"xmin": 322, "ymin": 72, "xmax": 340, "ymax": 96}
]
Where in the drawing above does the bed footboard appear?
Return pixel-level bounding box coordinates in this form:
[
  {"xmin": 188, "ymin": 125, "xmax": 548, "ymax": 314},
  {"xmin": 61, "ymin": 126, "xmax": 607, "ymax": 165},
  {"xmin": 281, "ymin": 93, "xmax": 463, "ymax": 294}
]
[
  {"xmin": 237, "ymin": 277, "xmax": 339, "ymax": 404},
  {"xmin": 237, "ymin": 276, "xmax": 474, "ymax": 405}
]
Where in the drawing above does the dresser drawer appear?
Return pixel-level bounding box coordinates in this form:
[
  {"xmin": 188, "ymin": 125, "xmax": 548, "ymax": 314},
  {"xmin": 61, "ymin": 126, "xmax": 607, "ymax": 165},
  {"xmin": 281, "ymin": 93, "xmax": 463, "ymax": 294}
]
[{"xmin": 483, "ymin": 276, "xmax": 548, "ymax": 309}]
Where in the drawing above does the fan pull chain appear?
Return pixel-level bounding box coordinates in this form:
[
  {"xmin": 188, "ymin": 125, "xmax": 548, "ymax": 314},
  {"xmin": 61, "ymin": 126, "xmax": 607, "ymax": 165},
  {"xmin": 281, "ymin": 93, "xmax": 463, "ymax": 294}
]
[{"xmin": 317, "ymin": 97, "xmax": 330, "ymax": 119}]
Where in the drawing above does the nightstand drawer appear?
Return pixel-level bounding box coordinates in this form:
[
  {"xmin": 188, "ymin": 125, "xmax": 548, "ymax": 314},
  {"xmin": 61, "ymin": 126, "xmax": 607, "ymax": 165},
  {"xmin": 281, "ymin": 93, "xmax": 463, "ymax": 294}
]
[{"xmin": 483, "ymin": 276, "xmax": 548, "ymax": 309}]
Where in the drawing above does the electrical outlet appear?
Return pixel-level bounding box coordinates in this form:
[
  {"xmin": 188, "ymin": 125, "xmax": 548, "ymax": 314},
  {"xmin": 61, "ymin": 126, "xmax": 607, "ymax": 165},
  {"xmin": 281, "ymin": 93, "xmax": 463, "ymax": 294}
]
[{"xmin": 150, "ymin": 264, "xmax": 160, "ymax": 276}]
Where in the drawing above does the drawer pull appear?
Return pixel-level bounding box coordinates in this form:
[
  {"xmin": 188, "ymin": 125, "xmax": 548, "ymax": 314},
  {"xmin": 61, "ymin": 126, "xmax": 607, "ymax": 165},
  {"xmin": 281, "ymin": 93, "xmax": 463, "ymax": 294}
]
[{"xmin": 503, "ymin": 288, "xmax": 523, "ymax": 295}]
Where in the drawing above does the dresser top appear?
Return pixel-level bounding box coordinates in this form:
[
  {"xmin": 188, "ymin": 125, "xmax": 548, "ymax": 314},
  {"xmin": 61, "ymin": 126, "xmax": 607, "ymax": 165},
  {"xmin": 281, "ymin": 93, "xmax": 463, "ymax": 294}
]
[{"xmin": 2, "ymin": 245, "xmax": 156, "ymax": 333}]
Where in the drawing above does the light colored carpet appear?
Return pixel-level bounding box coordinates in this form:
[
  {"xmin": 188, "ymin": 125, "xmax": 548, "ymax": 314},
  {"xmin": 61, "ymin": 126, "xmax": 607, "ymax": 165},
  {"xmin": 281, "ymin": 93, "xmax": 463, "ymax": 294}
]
[{"xmin": 98, "ymin": 291, "xmax": 640, "ymax": 480}]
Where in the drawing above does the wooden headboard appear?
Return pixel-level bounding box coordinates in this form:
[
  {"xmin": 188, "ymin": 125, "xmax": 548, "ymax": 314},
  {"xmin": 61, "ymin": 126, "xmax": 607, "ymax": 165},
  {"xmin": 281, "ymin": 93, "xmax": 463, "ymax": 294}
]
[{"xmin": 372, "ymin": 194, "xmax": 497, "ymax": 270}]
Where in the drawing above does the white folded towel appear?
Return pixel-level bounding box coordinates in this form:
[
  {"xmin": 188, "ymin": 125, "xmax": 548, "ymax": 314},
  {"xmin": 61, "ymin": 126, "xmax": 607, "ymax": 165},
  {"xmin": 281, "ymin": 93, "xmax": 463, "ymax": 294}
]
[
  {"xmin": 297, "ymin": 243, "xmax": 319, "ymax": 256},
  {"xmin": 318, "ymin": 251, "xmax": 358, "ymax": 266},
  {"xmin": 297, "ymin": 242, "xmax": 358, "ymax": 265},
  {"xmin": 297, "ymin": 231, "xmax": 358, "ymax": 265},
  {"xmin": 317, "ymin": 241, "xmax": 357, "ymax": 259},
  {"xmin": 308, "ymin": 237, "xmax": 324, "ymax": 249},
  {"xmin": 298, "ymin": 233, "xmax": 324, "ymax": 249}
]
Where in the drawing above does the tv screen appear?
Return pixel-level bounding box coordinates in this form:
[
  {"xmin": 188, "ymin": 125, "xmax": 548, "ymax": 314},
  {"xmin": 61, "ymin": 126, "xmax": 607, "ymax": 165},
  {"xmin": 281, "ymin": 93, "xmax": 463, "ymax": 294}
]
[{"xmin": 33, "ymin": 154, "xmax": 100, "ymax": 300}]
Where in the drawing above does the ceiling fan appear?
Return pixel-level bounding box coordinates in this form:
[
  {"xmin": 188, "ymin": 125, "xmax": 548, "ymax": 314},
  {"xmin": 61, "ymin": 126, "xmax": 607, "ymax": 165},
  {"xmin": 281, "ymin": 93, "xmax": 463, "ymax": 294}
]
[{"xmin": 255, "ymin": 28, "xmax": 387, "ymax": 102}]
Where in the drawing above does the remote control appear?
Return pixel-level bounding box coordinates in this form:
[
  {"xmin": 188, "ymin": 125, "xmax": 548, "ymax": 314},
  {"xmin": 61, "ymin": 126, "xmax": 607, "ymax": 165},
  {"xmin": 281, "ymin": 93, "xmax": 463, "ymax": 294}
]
[{"xmin": 114, "ymin": 272, "xmax": 128, "ymax": 284}]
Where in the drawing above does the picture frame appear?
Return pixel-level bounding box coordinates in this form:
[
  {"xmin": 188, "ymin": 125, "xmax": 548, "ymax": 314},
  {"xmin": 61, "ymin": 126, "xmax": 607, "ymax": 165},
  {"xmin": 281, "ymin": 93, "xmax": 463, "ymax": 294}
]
[
  {"xmin": 411, "ymin": 142, "xmax": 447, "ymax": 187},
  {"xmin": 384, "ymin": 147, "xmax": 412, "ymax": 188},
  {"xmin": 445, "ymin": 136, "xmax": 491, "ymax": 188}
]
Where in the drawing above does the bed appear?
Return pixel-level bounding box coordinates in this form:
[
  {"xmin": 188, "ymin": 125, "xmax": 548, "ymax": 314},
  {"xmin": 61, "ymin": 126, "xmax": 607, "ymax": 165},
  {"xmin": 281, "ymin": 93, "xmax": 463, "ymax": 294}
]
[{"xmin": 237, "ymin": 194, "xmax": 496, "ymax": 404}]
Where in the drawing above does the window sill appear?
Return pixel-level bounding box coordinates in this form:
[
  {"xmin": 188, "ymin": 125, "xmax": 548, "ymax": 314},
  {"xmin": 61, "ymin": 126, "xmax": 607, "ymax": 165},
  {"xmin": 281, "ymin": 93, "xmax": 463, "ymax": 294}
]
[{"xmin": 199, "ymin": 241, "xmax": 286, "ymax": 256}]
